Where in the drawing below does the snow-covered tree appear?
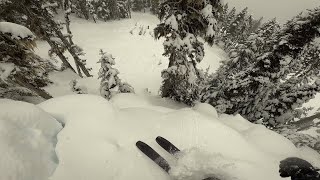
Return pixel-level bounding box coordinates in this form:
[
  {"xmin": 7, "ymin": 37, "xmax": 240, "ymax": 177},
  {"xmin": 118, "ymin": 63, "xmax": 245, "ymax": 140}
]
[
  {"xmin": 202, "ymin": 6, "xmax": 320, "ymax": 126},
  {"xmin": 215, "ymin": 6, "xmax": 261, "ymax": 50},
  {"xmin": 213, "ymin": 4, "xmax": 264, "ymax": 50},
  {"xmin": 132, "ymin": 0, "xmax": 145, "ymax": 12},
  {"xmin": 154, "ymin": 0, "xmax": 219, "ymax": 105},
  {"xmin": 70, "ymin": 0, "xmax": 90, "ymax": 20},
  {"xmin": 150, "ymin": 0, "xmax": 160, "ymax": 14},
  {"xmin": 131, "ymin": 0, "xmax": 160, "ymax": 14},
  {"xmin": 98, "ymin": 50, "xmax": 134, "ymax": 100},
  {"xmin": 88, "ymin": 0, "xmax": 130, "ymax": 21},
  {"xmin": 0, "ymin": 0, "xmax": 92, "ymax": 77},
  {"xmin": 0, "ymin": 22, "xmax": 54, "ymax": 101},
  {"xmin": 259, "ymin": 41, "xmax": 320, "ymax": 124}
]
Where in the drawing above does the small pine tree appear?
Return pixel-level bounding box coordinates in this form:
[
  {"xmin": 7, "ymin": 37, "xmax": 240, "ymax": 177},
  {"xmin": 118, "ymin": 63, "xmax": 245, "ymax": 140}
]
[{"xmin": 98, "ymin": 50, "xmax": 134, "ymax": 100}]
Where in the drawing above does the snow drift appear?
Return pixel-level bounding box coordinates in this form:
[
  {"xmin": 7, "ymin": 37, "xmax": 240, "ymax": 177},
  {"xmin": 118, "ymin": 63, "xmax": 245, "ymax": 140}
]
[
  {"xmin": 0, "ymin": 99, "xmax": 62, "ymax": 180},
  {"xmin": 37, "ymin": 94, "xmax": 320, "ymax": 180}
]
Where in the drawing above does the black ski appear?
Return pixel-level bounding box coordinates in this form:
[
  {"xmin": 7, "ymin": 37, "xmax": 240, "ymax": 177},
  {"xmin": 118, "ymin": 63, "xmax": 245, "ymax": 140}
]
[
  {"xmin": 156, "ymin": 136, "xmax": 180, "ymax": 155},
  {"xmin": 136, "ymin": 141, "xmax": 171, "ymax": 172}
]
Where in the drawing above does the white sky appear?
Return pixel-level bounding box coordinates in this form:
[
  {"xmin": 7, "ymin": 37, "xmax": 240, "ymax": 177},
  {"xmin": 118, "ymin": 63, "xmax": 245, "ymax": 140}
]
[{"xmin": 223, "ymin": 0, "xmax": 320, "ymax": 24}]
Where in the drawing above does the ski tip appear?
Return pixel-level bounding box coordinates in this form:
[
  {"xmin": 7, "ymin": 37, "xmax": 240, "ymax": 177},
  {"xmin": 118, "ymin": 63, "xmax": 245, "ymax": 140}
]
[
  {"xmin": 136, "ymin": 141, "xmax": 144, "ymax": 148},
  {"xmin": 156, "ymin": 136, "xmax": 163, "ymax": 141},
  {"xmin": 136, "ymin": 141, "xmax": 151, "ymax": 149}
]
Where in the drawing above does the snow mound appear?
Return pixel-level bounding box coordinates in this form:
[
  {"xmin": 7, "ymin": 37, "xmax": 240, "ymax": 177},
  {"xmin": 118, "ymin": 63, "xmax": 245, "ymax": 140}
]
[
  {"xmin": 193, "ymin": 103, "xmax": 218, "ymax": 119},
  {"xmin": 242, "ymin": 125, "xmax": 298, "ymax": 157},
  {"xmin": 37, "ymin": 94, "xmax": 320, "ymax": 180},
  {"xmin": 0, "ymin": 99, "xmax": 62, "ymax": 180},
  {"xmin": 0, "ymin": 22, "xmax": 35, "ymax": 40}
]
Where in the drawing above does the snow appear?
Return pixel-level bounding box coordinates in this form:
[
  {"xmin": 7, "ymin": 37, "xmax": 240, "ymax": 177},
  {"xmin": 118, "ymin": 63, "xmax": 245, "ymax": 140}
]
[
  {"xmin": 2, "ymin": 11, "xmax": 318, "ymax": 180},
  {"xmin": 201, "ymin": 4, "xmax": 216, "ymax": 37},
  {"xmin": 165, "ymin": 14, "xmax": 179, "ymax": 31},
  {"xmin": 0, "ymin": 62, "xmax": 15, "ymax": 81},
  {"xmin": 0, "ymin": 22, "xmax": 35, "ymax": 40},
  {"xmin": 35, "ymin": 94, "xmax": 320, "ymax": 180},
  {"xmin": 35, "ymin": 12, "xmax": 226, "ymax": 95},
  {"xmin": 43, "ymin": 69, "xmax": 80, "ymax": 97},
  {"xmin": 0, "ymin": 99, "xmax": 62, "ymax": 180}
]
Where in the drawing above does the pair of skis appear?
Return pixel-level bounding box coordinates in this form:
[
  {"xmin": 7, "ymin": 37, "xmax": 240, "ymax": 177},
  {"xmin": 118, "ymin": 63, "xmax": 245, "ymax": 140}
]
[{"xmin": 136, "ymin": 136, "xmax": 218, "ymax": 180}]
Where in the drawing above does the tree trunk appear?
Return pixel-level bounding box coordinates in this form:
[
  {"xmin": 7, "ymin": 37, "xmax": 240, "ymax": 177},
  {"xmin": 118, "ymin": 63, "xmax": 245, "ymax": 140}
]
[
  {"xmin": 54, "ymin": 29, "xmax": 91, "ymax": 77},
  {"xmin": 45, "ymin": 37, "xmax": 77, "ymax": 74},
  {"xmin": 293, "ymin": 112, "xmax": 320, "ymax": 128},
  {"xmin": 23, "ymin": 1, "xmax": 92, "ymax": 77},
  {"xmin": 45, "ymin": 11, "xmax": 92, "ymax": 77},
  {"xmin": 14, "ymin": 74, "xmax": 53, "ymax": 100},
  {"xmin": 65, "ymin": 0, "xmax": 83, "ymax": 77}
]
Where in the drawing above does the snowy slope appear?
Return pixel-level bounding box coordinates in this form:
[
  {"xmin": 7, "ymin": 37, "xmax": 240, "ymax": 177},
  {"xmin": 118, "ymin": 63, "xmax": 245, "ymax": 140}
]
[
  {"xmin": 0, "ymin": 99, "xmax": 62, "ymax": 180},
  {"xmin": 23, "ymin": 11, "xmax": 320, "ymax": 180},
  {"xmin": 35, "ymin": 12, "xmax": 227, "ymax": 95},
  {"xmin": 37, "ymin": 94, "xmax": 320, "ymax": 180}
]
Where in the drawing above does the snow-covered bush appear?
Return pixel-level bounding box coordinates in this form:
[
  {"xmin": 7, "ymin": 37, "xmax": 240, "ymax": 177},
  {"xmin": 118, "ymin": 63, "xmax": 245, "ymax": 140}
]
[
  {"xmin": 98, "ymin": 50, "xmax": 134, "ymax": 100},
  {"xmin": 155, "ymin": 0, "xmax": 219, "ymax": 105},
  {"xmin": 70, "ymin": 79, "xmax": 88, "ymax": 94},
  {"xmin": 0, "ymin": 99, "xmax": 62, "ymax": 180}
]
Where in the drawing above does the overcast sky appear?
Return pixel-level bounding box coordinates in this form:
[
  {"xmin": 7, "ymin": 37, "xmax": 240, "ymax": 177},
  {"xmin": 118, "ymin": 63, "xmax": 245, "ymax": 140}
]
[{"xmin": 223, "ymin": 0, "xmax": 320, "ymax": 24}]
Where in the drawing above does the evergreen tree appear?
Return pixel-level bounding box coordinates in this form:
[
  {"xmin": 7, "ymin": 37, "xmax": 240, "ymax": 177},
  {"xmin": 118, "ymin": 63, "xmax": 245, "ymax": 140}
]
[
  {"xmin": 214, "ymin": 4, "xmax": 262, "ymax": 50},
  {"xmin": 150, "ymin": 0, "xmax": 160, "ymax": 14},
  {"xmin": 259, "ymin": 41, "xmax": 320, "ymax": 124},
  {"xmin": 0, "ymin": 0, "xmax": 92, "ymax": 77},
  {"xmin": 90, "ymin": 0, "xmax": 111, "ymax": 21},
  {"xmin": 228, "ymin": 7, "xmax": 249, "ymax": 38},
  {"xmin": 202, "ymin": 6, "xmax": 320, "ymax": 126},
  {"xmin": 117, "ymin": 0, "xmax": 131, "ymax": 19},
  {"xmin": 70, "ymin": 0, "xmax": 90, "ymax": 20},
  {"xmin": 0, "ymin": 22, "xmax": 53, "ymax": 101},
  {"xmin": 155, "ymin": 0, "xmax": 219, "ymax": 105},
  {"xmin": 98, "ymin": 50, "xmax": 134, "ymax": 100},
  {"xmin": 132, "ymin": 0, "xmax": 145, "ymax": 12},
  {"xmin": 89, "ymin": 0, "xmax": 130, "ymax": 21}
]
